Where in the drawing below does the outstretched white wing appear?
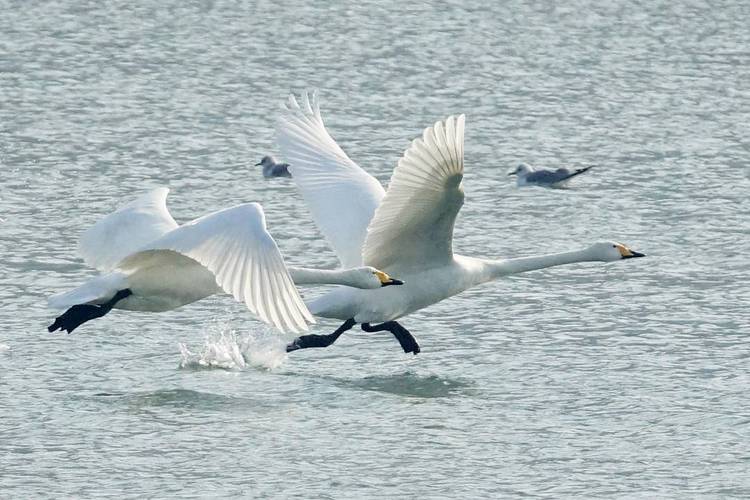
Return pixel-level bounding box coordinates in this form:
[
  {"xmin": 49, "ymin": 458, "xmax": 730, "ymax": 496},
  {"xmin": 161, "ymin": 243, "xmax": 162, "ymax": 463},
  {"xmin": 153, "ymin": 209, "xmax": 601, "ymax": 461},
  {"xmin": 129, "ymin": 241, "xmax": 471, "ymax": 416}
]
[
  {"xmin": 363, "ymin": 115, "xmax": 465, "ymax": 273},
  {"xmin": 78, "ymin": 188, "xmax": 179, "ymax": 272},
  {"xmin": 276, "ymin": 91, "xmax": 385, "ymax": 268},
  {"xmin": 117, "ymin": 203, "xmax": 314, "ymax": 333}
]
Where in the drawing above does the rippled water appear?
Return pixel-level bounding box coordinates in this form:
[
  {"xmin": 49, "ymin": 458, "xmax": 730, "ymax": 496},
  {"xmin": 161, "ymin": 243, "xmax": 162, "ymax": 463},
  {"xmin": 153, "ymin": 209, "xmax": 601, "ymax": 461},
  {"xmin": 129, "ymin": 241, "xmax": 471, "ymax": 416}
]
[{"xmin": 2, "ymin": 0, "xmax": 749, "ymax": 497}]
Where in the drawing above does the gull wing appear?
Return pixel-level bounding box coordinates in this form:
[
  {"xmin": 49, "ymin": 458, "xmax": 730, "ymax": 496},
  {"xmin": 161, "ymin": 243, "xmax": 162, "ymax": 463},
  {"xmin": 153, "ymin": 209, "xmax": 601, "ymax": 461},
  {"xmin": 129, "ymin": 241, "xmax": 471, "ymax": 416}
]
[
  {"xmin": 363, "ymin": 115, "xmax": 466, "ymax": 273},
  {"xmin": 526, "ymin": 166, "xmax": 591, "ymax": 185},
  {"xmin": 525, "ymin": 169, "xmax": 570, "ymax": 184},
  {"xmin": 276, "ymin": 91, "xmax": 385, "ymax": 268},
  {"xmin": 117, "ymin": 203, "xmax": 314, "ymax": 333},
  {"xmin": 78, "ymin": 188, "xmax": 179, "ymax": 272}
]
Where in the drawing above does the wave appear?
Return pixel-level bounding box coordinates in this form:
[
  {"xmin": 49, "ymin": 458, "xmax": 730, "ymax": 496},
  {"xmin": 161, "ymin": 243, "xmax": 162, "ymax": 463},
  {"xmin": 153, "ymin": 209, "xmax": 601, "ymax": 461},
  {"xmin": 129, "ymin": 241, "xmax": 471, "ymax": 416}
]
[{"xmin": 351, "ymin": 371, "xmax": 474, "ymax": 398}]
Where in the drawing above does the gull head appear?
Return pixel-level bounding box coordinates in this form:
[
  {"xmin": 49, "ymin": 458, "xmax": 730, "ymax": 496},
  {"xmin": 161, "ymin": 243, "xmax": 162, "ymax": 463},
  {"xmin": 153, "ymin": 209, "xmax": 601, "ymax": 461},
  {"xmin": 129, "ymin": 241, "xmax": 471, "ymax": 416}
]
[
  {"xmin": 508, "ymin": 163, "xmax": 533, "ymax": 177},
  {"xmin": 588, "ymin": 241, "xmax": 646, "ymax": 262},
  {"xmin": 349, "ymin": 267, "xmax": 404, "ymax": 289},
  {"xmin": 255, "ymin": 156, "xmax": 277, "ymax": 167}
]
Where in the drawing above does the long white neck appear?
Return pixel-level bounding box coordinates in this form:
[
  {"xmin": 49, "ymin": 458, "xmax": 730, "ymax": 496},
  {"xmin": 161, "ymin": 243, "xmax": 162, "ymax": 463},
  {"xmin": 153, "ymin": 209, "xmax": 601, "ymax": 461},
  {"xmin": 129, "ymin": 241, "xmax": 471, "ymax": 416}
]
[
  {"xmin": 288, "ymin": 267, "xmax": 361, "ymax": 286},
  {"xmin": 473, "ymin": 248, "xmax": 598, "ymax": 285}
]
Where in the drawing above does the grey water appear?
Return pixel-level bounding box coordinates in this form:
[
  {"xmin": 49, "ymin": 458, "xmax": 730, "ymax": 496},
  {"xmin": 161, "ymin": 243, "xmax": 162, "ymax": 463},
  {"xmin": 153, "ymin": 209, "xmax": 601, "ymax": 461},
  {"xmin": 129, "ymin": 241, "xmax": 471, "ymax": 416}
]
[{"xmin": 1, "ymin": 0, "xmax": 749, "ymax": 497}]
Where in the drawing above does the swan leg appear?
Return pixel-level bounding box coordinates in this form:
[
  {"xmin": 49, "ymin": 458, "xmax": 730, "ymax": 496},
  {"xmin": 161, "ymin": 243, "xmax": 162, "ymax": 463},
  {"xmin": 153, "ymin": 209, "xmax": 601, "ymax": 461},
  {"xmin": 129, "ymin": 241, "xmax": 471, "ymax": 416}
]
[
  {"xmin": 48, "ymin": 289, "xmax": 133, "ymax": 334},
  {"xmin": 361, "ymin": 321, "xmax": 420, "ymax": 355},
  {"xmin": 286, "ymin": 318, "xmax": 356, "ymax": 352}
]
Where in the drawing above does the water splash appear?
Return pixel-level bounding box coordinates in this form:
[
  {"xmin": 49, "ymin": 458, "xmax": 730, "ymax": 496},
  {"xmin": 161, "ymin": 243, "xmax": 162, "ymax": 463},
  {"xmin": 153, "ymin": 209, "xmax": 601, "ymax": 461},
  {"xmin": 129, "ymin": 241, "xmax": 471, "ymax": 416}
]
[
  {"xmin": 178, "ymin": 322, "xmax": 287, "ymax": 371},
  {"xmin": 0, "ymin": 343, "xmax": 10, "ymax": 354}
]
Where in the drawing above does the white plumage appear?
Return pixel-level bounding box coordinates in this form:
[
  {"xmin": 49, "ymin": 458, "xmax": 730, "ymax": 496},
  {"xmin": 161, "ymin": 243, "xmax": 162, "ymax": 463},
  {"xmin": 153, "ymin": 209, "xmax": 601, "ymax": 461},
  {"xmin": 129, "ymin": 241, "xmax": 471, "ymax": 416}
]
[
  {"xmin": 119, "ymin": 202, "xmax": 313, "ymax": 332},
  {"xmin": 276, "ymin": 92, "xmax": 644, "ymax": 340},
  {"xmin": 363, "ymin": 114, "xmax": 465, "ymax": 272},
  {"xmin": 49, "ymin": 189, "xmax": 403, "ymax": 334},
  {"xmin": 276, "ymin": 91, "xmax": 385, "ymax": 268},
  {"xmin": 51, "ymin": 192, "xmax": 311, "ymax": 332},
  {"xmin": 78, "ymin": 188, "xmax": 178, "ymax": 272}
]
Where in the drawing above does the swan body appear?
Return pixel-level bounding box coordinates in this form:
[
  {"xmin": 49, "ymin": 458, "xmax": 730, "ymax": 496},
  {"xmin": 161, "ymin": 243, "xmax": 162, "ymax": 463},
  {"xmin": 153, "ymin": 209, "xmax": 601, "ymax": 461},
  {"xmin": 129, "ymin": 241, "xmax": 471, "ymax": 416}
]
[
  {"xmin": 276, "ymin": 92, "xmax": 644, "ymax": 352},
  {"xmin": 308, "ymin": 260, "xmax": 472, "ymax": 323},
  {"xmin": 309, "ymin": 245, "xmax": 638, "ymax": 323},
  {"xmin": 50, "ymin": 255, "xmax": 221, "ymax": 313},
  {"xmin": 48, "ymin": 188, "xmax": 401, "ymax": 334}
]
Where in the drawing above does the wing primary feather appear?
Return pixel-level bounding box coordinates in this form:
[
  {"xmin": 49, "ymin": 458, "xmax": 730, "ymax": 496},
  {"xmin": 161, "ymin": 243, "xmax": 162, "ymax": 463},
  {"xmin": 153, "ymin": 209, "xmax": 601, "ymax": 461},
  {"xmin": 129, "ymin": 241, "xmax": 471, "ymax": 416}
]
[
  {"xmin": 255, "ymin": 253, "xmax": 272, "ymax": 326},
  {"xmin": 278, "ymin": 268, "xmax": 312, "ymax": 331},
  {"xmin": 286, "ymin": 94, "xmax": 300, "ymax": 111},
  {"xmin": 276, "ymin": 91, "xmax": 385, "ymax": 268},
  {"xmin": 261, "ymin": 252, "xmax": 285, "ymax": 332},
  {"xmin": 456, "ymin": 115, "xmax": 465, "ymax": 164},
  {"xmin": 232, "ymin": 248, "xmax": 248, "ymax": 303},
  {"xmin": 247, "ymin": 250, "xmax": 261, "ymax": 318},
  {"xmin": 224, "ymin": 258, "xmax": 243, "ymax": 307},
  {"xmin": 362, "ymin": 114, "xmax": 466, "ymax": 271},
  {"xmin": 310, "ymin": 89, "xmax": 321, "ymax": 118},
  {"xmin": 445, "ymin": 117, "xmax": 457, "ymax": 166},
  {"xmin": 270, "ymin": 250, "xmax": 308, "ymax": 332},
  {"xmin": 424, "ymin": 127, "xmax": 452, "ymax": 178},
  {"xmin": 255, "ymin": 251, "xmax": 274, "ymax": 329},
  {"xmin": 301, "ymin": 92, "xmax": 313, "ymax": 115},
  {"xmin": 266, "ymin": 266, "xmax": 292, "ymax": 332},
  {"xmin": 276, "ymin": 265, "xmax": 308, "ymax": 332}
]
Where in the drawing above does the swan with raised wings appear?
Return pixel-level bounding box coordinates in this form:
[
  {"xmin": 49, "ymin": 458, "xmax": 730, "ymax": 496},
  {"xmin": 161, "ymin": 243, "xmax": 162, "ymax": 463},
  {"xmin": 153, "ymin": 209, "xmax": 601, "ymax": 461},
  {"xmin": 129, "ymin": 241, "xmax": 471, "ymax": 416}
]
[
  {"xmin": 277, "ymin": 92, "xmax": 644, "ymax": 355},
  {"xmin": 47, "ymin": 188, "xmax": 402, "ymax": 334}
]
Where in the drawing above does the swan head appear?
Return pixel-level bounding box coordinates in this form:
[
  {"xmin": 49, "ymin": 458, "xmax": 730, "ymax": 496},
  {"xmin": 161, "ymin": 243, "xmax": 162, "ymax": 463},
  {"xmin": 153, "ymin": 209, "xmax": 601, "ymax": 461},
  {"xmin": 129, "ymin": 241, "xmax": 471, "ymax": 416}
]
[
  {"xmin": 508, "ymin": 163, "xmax": 533, "ymax": 177},
  {"xmin": 255, "ymin": 155, "xmax": 277, "ymax": 167},
  {"xmin": 348, "ymin": 267, "xmax": 404, "ymax": 289},
  {"xmin": 589, "ymin": 241, "xmax": 646, "ymax": 262}
]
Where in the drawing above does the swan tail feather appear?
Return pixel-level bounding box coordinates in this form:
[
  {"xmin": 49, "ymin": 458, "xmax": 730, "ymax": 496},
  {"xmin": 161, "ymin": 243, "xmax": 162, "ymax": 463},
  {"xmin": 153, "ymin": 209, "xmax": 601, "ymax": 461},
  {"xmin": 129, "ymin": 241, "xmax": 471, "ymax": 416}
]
[{"xmin": 47, "ymin": 273, "xmax": 126, "ymax": 310}]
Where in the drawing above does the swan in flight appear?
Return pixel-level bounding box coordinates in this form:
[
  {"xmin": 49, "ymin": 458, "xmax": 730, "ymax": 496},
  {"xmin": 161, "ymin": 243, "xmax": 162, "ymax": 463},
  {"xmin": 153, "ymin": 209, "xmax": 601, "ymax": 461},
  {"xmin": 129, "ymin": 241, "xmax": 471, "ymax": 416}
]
[
  {"xmin": 256, "ymin": 155, "xmax": 292, "ymax": 178},
  {"xmin": 509, "ymin": 163, "xmax": 592, "ymax": 188},
  {"xmin": 276, "ymin": 92, "xmax": 644, "ymax": 355},
  {"xmin": 47, "ymin": 188, "xmax": 402, "ymax": 334}
]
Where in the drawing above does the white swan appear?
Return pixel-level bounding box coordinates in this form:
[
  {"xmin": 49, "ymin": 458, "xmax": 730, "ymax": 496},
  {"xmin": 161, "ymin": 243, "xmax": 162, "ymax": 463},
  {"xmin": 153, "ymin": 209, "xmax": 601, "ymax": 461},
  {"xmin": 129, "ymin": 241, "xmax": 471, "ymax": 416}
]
[
  {"xmin": 276, "ymin": 92, "xmax": 644, "ymax": 354},
  {"xmin": 47, "ymin": 188, "xmax": 402, "ymax": 334}
]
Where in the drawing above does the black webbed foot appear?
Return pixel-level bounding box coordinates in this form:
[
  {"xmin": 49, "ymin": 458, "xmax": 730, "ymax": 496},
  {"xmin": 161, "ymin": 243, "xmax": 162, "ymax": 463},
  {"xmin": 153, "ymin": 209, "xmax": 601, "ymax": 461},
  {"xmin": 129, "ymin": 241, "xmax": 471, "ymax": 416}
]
[
  {"xmin": 286, "ymin": 333, "xmax": 337, "ymax": 352},
  {"xmin": 47, "ymin": 289, "xmax": 133, "ymax": 334},
  {"xmin": 286, "ymin": 318, "xmax": 356, "ymax": 353},
  {"xmin": 48, "ymin": 304, "xmax": 108, "ymax": 334},
  {"xmin": 390, "ymin": 323, "xmax": 421, "ymax": 355},
  {"xmin": 361, "ymin": 321, "xmax": 420, "ymax": 355}
]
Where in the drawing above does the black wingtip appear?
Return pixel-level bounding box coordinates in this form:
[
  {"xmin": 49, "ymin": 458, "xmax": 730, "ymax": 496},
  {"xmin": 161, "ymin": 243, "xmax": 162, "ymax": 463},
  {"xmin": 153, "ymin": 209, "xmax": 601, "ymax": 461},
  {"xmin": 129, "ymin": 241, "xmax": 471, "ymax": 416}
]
[{"xmin": 560, "ymin": 166, "xmax": 593, "ymax": 182}]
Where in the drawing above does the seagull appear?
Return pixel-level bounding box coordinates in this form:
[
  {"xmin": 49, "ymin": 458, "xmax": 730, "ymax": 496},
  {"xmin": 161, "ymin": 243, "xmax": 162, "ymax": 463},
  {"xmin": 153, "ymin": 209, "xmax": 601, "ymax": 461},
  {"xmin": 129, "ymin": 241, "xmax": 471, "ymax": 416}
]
[
  {"xmin": 509, "ymin": 163, "xmax": 592, "ymax": 188},
  {"xmin": 256, "ymin": 155, "xmax": 292, "ymax": 178},
  {"xmin": 47, "ymin": 188, "xmax": 402, "ymax": 335},
  {"xmin": 276, "ymin": 92, "xmax": 644, "ymax": 355}
]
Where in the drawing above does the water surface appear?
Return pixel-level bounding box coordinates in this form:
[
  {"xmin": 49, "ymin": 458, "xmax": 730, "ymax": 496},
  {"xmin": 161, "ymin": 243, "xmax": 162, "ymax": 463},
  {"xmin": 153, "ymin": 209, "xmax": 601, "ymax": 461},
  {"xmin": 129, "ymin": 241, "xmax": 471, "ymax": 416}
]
[{"xmin": 1, "ymin": 0, "xmax": 749, "ymax": 497}]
